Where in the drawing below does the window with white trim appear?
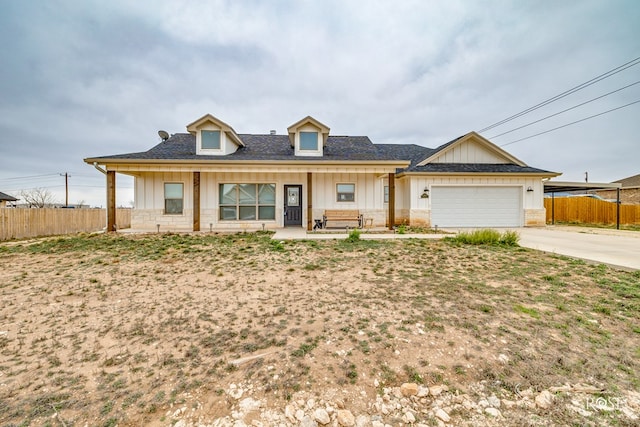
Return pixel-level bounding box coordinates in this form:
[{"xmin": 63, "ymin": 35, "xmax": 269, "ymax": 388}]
[
  {"xmin": 384, "ymin": 186, "xmax": 389, "ymax": 203},
  {"xmin": 336, "ymin": 183, "xmax": 355, "ymax": 202},
  {"xmin": 202, "ymin": 130, "xmax": 221, "ymax": 149},
  {"xmin": 164, "ymin": 183, "xmax": 183, "ymax": 214},
  {"xmin": 299, "ymin": 131, "xmax": 318, "ymax": 150},
  {"xmin": 219, "ymin": 183, "xmax": 276, "ymax": 220}
]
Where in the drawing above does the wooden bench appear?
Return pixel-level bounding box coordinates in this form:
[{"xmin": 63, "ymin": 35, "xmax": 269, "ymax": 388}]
[{"xmin": 322, "ymin": 209, "xmax": 363, "ymax": 229}]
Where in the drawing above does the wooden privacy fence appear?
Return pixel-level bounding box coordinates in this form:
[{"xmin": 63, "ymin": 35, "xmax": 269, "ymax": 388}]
[
  {"xmin": 0, "ymin": 208, "xmax": 131, "ymax": 241},
  {"xmin": 544, "ymin": 197, "xmax": 640, "ymax": 225}
]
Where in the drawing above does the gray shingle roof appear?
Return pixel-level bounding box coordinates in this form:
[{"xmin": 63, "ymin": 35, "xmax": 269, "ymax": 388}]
[
  {"xmin": 614, "ymin": 173, "xmax": 640, "ymax": 187},
  {"xmin": 0, "ymin": 191, "xmax": 18, "ymax": 201},
  {"xmin": 86, "ymin": 132, "xmax": 555, "ymax": 174},
  {"xmin": 90, "ymin": 134, "xmax": 401, "ymax": 162}
]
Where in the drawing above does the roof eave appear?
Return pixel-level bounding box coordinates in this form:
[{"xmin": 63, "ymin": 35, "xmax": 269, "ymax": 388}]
[
  {"xmin": 84, "ymin": 158, "xmax": 410, "ymax": 167},
  {"xmin": 397, "ymin": 171, "xmax": 561, "ymax": 178}
]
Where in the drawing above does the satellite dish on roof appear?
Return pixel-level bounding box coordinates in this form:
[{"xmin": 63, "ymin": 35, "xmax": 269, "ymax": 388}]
[{"xmin": 158, "ymin": 130, "xmax": 170, "ymax": 141}]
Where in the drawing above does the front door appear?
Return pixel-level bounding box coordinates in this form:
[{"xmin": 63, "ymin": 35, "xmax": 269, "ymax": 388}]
[{"xmin": 284, "ymin": 185, "xmax": 302, "ymax": 227}]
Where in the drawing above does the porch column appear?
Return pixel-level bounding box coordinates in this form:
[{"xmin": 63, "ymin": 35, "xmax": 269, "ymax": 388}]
[
  {"xmin": 107, "ymin": 170, "xmax": 116, "ymax": 232},
  {"xmin": 388, "ymin": 172, "xmax": 395, "ymax": 230},
  {"xmin": 307, "ymin": 172, "xmax": 313, "ymax": 231},
  {"xmin": 193, "ymin": 171, "xmax": 200, "ymax": 231}
]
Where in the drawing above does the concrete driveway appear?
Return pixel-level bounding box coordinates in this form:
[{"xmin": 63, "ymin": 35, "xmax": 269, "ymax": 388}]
[
  {"xmin": 274, "ymin": 225, "xmax": 639, "ymax": 270},
  {"xmin": 518, "ymin": 226, "xmax": 640, "ymax": 270}
]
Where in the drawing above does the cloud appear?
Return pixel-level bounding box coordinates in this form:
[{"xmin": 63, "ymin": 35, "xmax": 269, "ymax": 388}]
[{"xmin": 1, "ymin": 0, "xmax": 639, "ymax": 206}]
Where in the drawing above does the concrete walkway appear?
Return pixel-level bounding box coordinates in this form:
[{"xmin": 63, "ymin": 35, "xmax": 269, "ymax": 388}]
[{"xmin": 272, "ymin": 227, "xmax": 447, "ymax": 240}]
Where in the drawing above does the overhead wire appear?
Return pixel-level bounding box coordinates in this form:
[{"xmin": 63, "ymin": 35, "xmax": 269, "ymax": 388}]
[
  {"xmin": 500, "ymin": 99, "xmax": 640, "ymax": 147},
  {"xmin": 478, "ymin": 55, "xmax": 640, "ymax": 133},
  {"xmin": 0, "ymin": 173, "xmax": 60, "ymax": 181},
  {"xmin": 489, "ymin": 80, "xmax": 640, "ymax": 139}
]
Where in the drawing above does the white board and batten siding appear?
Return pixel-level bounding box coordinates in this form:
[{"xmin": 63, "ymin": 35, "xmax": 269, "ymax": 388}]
[
  {"xmin": 430, "ymin": 186, "xmax": 523, "ymax": 228},
  {"xmin": 431, "ymin": 140, "xmax": 508, "ymax": 164}
]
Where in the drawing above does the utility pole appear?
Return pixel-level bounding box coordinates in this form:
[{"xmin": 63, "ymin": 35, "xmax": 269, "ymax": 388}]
[{"xmin": 60, "ymin": 172, "xmax": 70, "ymax": 207}]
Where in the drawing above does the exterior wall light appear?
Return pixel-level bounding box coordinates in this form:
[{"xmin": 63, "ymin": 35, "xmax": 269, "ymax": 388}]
[
  {"xmin": 421, "ymin": 188, "xmax": 429, "ymax": 198},
  {"xmin": 526, "ymin": 186, "xmax": 534, "ymax": 192}
]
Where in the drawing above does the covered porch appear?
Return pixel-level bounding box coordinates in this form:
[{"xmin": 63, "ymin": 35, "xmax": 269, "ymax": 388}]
[{"xmin": 100, "ymin": 164, "xmax": 402, "ymax": 233}]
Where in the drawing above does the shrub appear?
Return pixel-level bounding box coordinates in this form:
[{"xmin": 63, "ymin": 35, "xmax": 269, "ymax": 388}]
[
  {"xmin": 445, "ymin": 229, "xmax": 519, "ymax": 246},
  {"xmin": 500, "ymin": 230, "xmax": 520, "ymax": 246}
]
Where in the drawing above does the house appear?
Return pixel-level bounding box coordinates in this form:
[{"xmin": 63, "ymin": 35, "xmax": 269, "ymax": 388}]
[
  {"xmin": 595, "ymin": 173, "xmax": 640, "ymax": 204},
  {"xmin": 0, "ymin": 191, "xmax": 18, "ymax": 208},
  {"xmin": 83, "ymin": 114, "xmax": 560, "ymax": 232}
]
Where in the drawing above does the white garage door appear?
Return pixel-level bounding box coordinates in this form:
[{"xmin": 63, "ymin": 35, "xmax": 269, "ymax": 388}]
[{"xmin": 431, "ymin": 186, "xmax": 522, "ymax": 227}]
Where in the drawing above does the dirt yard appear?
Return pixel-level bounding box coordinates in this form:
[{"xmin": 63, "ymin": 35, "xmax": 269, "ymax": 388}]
[{"xmin": 0, "ymin": 232, "xmax": 639, "ymax": 426}]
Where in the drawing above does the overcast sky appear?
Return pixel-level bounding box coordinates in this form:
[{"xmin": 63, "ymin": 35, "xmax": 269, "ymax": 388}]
[{"xmin": 1, "ymin": 0, "xmax": 639, "ymax": 207}]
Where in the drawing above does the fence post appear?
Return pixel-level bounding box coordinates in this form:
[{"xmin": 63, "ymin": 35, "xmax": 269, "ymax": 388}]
[{"xmin": 616, "ymin": 188, "xmax": 620, "ymax": 230}]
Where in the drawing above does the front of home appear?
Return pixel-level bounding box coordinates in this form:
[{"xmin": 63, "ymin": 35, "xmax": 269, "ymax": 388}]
[{"xmin": 84, "ymin": 114, "xmax": 559, "ymax": 232}]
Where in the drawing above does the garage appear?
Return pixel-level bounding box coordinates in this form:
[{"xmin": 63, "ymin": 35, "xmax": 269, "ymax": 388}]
[{"xmin": 430, "ymin": 186, "xmax": 523, "ymax": 227}]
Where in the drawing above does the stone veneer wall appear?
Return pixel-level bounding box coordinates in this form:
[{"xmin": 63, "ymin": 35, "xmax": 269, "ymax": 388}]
[
  {"xmin": 404, "ymin": 208, "xmax": 546, "ymax": 228},
  {"xmin": 409, "ymin": 209, "xmax": 430, "ymax": 227},
  {"xmin": 132, "ymin": 207, "xmax": 548, "ymax": 230},
  {"xmin": 132, "ymin": 209, "xmax": 193, "ymax": 231},
  {"xmin": 524, "ymin": 209, "xmax": 546, "ymax": 226}
]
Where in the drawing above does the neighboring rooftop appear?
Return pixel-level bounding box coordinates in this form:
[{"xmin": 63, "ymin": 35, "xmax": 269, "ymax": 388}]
[
  {"xmin": 614, "ymin": 173, "xmax": 640, "ymax": 188},
  {"xmin": 0, "ymin": 191, "xmax": 18, "ymax": 202}
]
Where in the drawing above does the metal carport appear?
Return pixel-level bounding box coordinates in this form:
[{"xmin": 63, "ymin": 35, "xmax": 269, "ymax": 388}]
[{"xmin": 543, "ymin": 181, "xmax": 623, "ymax": 228}]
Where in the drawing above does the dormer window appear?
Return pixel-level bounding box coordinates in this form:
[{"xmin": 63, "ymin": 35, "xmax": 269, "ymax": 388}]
[
  {"xmin": 186, "ymin": 113, "xmax": 245, "ymax": 156},
  {"xmin": 202, "ymin": 130, "xmax": 221, "ymax": 150},
  {"xmin": 287, "ymin": 116, "xmax": 330, "ymax": 157},
  {"xmin": 300, "ymin": 132, "xmax": 319, "ymax": 151}
]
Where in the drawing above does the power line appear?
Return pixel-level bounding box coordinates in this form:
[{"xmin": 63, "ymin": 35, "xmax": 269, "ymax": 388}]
[
  {"xmin": 3, "ymin": 185, "xmax": 66, "ymax": 192},
  {"xmin": 479, "ymin": 55, "xmax": 640, "ymax": 133},
  {"xmin": 489, "ymin": 80, "xmax": 640, "ymax": 138},
  {"xmin": 500, "ymin": 99, "xmax": 640, "ymax": 147},
  {"xmin": 0, "ymin": 173, "xmax": 60, "ymax": 181}
]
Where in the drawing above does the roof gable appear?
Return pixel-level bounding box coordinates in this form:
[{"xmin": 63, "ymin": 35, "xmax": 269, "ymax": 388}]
[
  {"xmin": 185, "ymin": 113, "xmax": 244, "ymax": 148},
  {"xmin": 286, "ymin": 116, "xmax": 330, "ymax": 134},
  {"xmin": 417, "ymin": 131, "xmax": 526, "ymax": 167},
  {"xmin": 287, "ymin": 116, "xmax": 330, "ymax": 149}
]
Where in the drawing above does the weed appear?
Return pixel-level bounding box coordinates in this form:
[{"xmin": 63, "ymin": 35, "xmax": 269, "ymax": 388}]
[
  {"xmin": 403, "ymin": 365, "xmax": 423, "ymax": 383},
  {"xmin": 101, "ymin": 400, "xmax": 113, "ymax": 416},
  {"xmin": 514, "ymin": 304, "xmax": 540, "ymax": 318},
  {"xmin": 358, "ymin": 340, "xmax": 371, "ymax": 354},
  {"xmin": 345, "ymin": 228, "xmax": 361, "ymax": 242}
]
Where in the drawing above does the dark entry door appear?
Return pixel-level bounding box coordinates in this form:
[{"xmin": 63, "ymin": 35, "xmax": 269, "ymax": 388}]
[{"xmin": 284, "ymin": 185, "xmax": 302, "ymax": 226}]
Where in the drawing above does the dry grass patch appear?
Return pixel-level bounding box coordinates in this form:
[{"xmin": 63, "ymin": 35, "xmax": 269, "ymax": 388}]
[{"xmin": 0, "ymin": 232, "xmax": 638, "ymax": 426}]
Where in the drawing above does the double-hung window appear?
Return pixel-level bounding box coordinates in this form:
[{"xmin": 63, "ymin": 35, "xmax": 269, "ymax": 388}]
[
  {"xmin": 164, "ymin": 183, "xmax": 183, "ymax": 214},
  {"xmin": 336, "ymin": 183, "xmax": 355, "ymax": 202},
  {"xmin": 219, "ymin": 183, "xmax": 276, "ymax": 220}
]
